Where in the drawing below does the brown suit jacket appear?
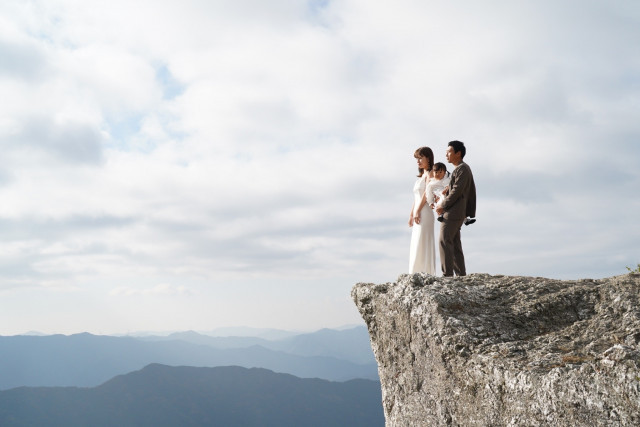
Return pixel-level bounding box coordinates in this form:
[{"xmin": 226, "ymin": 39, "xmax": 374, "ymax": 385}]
[{"xmin": 442, "ymin": 161, "xmax": 476, "ymax": 220}]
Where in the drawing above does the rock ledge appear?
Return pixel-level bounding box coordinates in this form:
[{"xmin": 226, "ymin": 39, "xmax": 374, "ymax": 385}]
[{"xmin": 352, "ymin": 273, "xmax": 640, "ymax": 426}]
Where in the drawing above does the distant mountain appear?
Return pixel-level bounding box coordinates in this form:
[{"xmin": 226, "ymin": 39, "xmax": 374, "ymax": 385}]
[
  {"xmin": 19, "ymin": 331, "xmax": 47, "ymax": 336},
  {"xmin": 0, "ymin": 333, "xmax": 378, "ymax": 390},
  {"xmin": 0, "ymin": 364, "xmax": 384, "ymax": 427},
  {"xmin": 267, "ymin": 327, "xmax": 376, "ymax": 365},
  {"xmin": 155, "ymin": 330, "xmax": 273, "ymax": 349},
  {"xmin": 145, "ymin": 326, "xmax": 376, "ymax": 365},
  {"xmin": 204, "ymin": 326, "xmax": 303, "ymax": 340}
]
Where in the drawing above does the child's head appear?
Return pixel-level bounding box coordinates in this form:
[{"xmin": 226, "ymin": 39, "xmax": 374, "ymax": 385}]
[{"xmin": 433, "ymin": 162, "xmax": 447, "ymax": 180}]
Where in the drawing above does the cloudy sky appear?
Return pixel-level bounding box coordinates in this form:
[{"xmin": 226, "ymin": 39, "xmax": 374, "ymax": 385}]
[{"xmin": 0, "ymin": 0, "xmax": 638, "ymax": 335}]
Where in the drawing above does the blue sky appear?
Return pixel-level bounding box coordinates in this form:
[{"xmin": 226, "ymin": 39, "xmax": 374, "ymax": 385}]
[{"xmin": 0, "ymin": 0, "xmax": 638, "ymax": 335}]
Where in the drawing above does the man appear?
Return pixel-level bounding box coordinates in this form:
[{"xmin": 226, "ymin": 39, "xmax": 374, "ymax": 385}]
[{"xmin": 435, "ymin": 140, "xmax": 476, "ymax": 277}]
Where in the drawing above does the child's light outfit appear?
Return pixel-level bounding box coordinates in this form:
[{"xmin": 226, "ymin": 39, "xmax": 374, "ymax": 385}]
[{"xmin": 426, "ymin": 173, "xmax": 450, "ymax": 209}]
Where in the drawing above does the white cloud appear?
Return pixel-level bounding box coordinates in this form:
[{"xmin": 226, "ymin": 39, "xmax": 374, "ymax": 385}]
[
  {"xmin": 110, "ymin": 283, "xmax": 192, "ymax": 297},
  {"xmin": 0, "ymin": 0, "xmax": 638, "ymax": 333}
]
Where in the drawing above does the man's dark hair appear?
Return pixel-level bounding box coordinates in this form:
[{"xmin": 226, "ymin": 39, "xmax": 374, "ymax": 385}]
[
  {"xmin": 448, "ymin": 140, "xmax": 466, "ymax": 159},
  {"xmin": 433, "ymin": 162, "xmax": 447, "ymax": 172}
]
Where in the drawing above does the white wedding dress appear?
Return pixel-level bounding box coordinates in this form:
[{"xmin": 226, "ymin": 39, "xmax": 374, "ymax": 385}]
[{"xmin": 409, "ymin": 174, "xmax": 436, "ymax": 274}]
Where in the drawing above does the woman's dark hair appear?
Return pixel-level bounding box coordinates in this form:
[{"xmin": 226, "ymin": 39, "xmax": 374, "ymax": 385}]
[
  {"xmin": 414, "ymin": 147, "xmax": 434, "ymax": 177},
  {"xmin": 448, "ymin": 140, "xmax": 466, "ymax": 159},
  {"xmin": 433, "ymin": 162, "xmax": 447, "ymax": 173}
]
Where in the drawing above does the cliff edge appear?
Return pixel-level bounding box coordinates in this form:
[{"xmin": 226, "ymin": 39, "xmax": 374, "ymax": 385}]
[{"xmin": 352, "ymin": 273, "xmax": 640, "ymax": 426}]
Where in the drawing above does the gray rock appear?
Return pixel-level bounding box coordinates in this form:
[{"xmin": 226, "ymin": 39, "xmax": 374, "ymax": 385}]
[{"xmin": 352, "ymin": 273, "xmax": 640, "ymax": 426}]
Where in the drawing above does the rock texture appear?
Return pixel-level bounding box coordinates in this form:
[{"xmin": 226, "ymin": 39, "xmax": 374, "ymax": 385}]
[{"xmin": 352, "ymin": 273, "xmax": 640, "ymax": 426}]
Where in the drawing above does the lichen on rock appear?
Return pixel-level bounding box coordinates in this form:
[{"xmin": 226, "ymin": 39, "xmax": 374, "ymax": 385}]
[{"xmin": 352, "ymin": 272, "xmax": 640, "ymax": 426}]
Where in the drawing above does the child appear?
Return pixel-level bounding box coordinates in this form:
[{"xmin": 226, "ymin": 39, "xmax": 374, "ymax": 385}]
[{"xmin": 426, "ymin": 162, "xmax": 450, "ymax": 222}]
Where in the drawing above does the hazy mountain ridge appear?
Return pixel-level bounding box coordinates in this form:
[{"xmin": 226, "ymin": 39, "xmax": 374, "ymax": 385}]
[
  {"xmin": 145, "ymin": 325, "xmax": 376, "ymax": 364},
  {"xmin": 0, "ymin": 364, "xmax": 384, "ymax": 426},
  {"xmin": 0, "ymin": 326, "xmax": 377, "ymax": 390}
]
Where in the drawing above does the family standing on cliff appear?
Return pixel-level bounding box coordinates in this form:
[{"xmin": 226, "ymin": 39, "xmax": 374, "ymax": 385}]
[{"xmin": 409, "ymin": 140, "xmax": 476, "ymax": 277}]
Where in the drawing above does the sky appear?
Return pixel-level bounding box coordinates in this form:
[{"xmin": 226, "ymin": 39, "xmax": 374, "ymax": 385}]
[{"xmin": 0, "ymin": 0, "xmax": 638, "ymax": 335}]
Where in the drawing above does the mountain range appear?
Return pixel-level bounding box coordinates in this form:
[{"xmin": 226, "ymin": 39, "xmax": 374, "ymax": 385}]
[
  {"xmin": 0, "ymin": 326, "xmax": 378, "ymax": 390},
  {"xmin": 143, "ymin": 326, "xmax": 376, "ymax": 364},
  {"xmin": 0, "ymin": 364, "xmax": 384, "ymax": 426}
]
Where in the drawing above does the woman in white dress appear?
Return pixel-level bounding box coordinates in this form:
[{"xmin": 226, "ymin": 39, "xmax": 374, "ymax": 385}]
[{"xmin": 408, "ymin": 147, "xmax": 436, "ymax": 274}]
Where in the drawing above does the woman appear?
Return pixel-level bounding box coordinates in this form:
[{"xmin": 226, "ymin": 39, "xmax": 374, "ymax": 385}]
[{"xmin": 408, "ymin": 146, "xmax": 436, "ymax": 274}]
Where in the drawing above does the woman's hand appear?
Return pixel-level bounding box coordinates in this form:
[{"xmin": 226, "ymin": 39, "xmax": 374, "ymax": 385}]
[
  {"xmin": 414, "ymin": 214, "xmax": 421, "ymax": 225},
  {"xmin": 408, "ymin": 215, "xmax": 414, "ymax": 227}
]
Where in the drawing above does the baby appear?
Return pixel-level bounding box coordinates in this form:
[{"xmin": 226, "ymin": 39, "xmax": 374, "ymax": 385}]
[{"xmin": 426, "ymin": 162, "xmax": 450, "ymax": 222}]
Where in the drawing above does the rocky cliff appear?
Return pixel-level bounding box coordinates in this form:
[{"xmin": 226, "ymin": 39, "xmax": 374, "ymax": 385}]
[{"xmin": 352, "ymin": 273, "xmax": 640, "ymax": 426}]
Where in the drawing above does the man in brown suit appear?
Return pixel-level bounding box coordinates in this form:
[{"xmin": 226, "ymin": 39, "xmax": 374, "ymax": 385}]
[{"xmin": 435, "ymin": 140, "xmax": 476, "ymax": 276}]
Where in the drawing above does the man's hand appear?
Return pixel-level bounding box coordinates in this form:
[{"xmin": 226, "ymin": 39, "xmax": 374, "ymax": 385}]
[{"xmin": 435, "ymin": 206, "xmax": 444, "ymax": 216}]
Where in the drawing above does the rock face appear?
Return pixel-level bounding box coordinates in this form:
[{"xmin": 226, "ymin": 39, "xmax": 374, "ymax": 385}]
[{"xmin": 352, "ymin": 273, "xmax": 640, "ymax": 426}]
